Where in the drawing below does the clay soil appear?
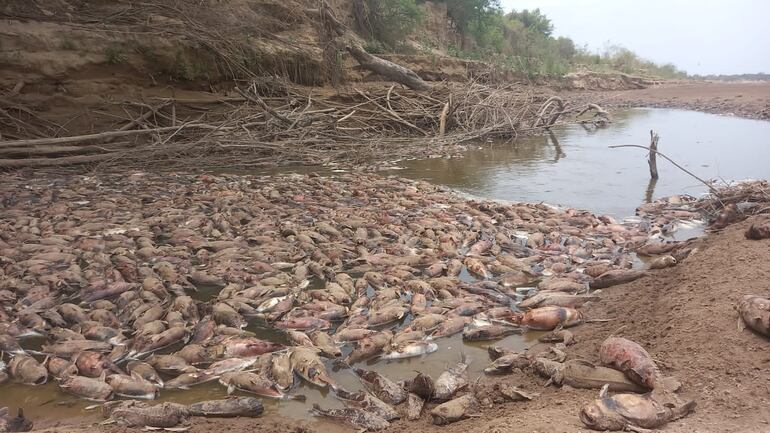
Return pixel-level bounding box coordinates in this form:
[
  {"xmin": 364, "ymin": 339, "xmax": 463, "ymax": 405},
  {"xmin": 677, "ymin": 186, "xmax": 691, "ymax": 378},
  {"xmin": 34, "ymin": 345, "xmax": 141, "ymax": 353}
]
[
  {"xmin": 32, "ymin": 215, "xmax": 770, "ymax": 433},
  {"xmin": 571, "ymin": 81, "xmax": 770, "ymax": 120}
]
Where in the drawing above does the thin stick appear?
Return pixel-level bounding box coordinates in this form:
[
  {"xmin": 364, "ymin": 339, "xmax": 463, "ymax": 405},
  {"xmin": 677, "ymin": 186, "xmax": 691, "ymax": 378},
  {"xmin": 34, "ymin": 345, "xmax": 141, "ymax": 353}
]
[{"xmin": 608, "ymin": 144, "xmax": 718, "ymax": 194}]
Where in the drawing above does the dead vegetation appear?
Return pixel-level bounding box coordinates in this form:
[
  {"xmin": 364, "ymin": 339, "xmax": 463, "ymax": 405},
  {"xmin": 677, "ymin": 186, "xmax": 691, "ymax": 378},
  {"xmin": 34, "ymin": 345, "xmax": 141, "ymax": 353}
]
[{"xmin": 0, "ymin": 78, "xmax": 606, "ymax": 170}]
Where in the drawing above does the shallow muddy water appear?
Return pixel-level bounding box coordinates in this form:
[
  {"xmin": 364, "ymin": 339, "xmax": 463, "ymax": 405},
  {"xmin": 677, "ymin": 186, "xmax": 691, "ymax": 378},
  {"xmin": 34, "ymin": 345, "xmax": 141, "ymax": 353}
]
[{"xmin": 382, "ymin": 108, "xmax": 770, "ymax": 218}]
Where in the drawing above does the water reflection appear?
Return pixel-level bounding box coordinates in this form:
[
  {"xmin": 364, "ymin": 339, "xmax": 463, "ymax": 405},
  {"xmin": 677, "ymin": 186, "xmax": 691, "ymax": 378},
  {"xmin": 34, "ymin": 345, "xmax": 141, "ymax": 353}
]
[{"xmin": 383, "ymin": 108, "xmax": 770, "ymax": 217}]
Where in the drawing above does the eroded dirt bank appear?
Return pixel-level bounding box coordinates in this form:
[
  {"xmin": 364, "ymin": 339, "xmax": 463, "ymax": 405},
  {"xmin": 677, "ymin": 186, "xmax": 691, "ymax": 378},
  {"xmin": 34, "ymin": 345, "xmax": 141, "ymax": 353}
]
[{"xmin": 571, "ymin": 81, "xmax": 770, "ymax": 120}]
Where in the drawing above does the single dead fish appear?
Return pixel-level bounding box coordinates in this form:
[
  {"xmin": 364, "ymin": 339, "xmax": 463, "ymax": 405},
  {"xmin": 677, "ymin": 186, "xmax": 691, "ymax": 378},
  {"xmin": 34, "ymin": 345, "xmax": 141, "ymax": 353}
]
[
  {"xmin": 103, "ymin": 401, "xmax": 188, "ymax": 428},
  {"xmin": 219, "ymin": 371, "xmax": 303, "ymax": 400},
  {"xmin": 462, "ymin": 324, "xmax": 522, "ymax": 341},
  {"xmin": 434, "ymin": 356, "xmax": 469, "ymax": 400},
  {"xmin": 8, "ymin": 355, "xmax": 47, "ymax": 385},
  {"xmin": 405, "ymin": 393, "xmax": 424, "ymax": 420},
  {"xmin": 381, "ymin": 341, "xmax": 438, "ymax": 359},
  {"xmin": 599, "ymin": 337, "xmax": 678, "ymax": 391},
  {"xmin": 548, "ymin": 359, "xmax": 646, "ymax": 392},
  {"xmin": 737, "ymin": 295, "xmax": 770, "ymax": 337},
  {"xmin": 334, "ymin": 388, "xmax": 400, "ymax": 421},
  {"xmin": 518, "ymin": 306, "xmax": 583, "ymax": 331},
  {"xmin": 310, "ymin": 404, "xmax": 389, "ymax": 431},
  {"xmin": 431, "ymin": 394, "xmax": 479, "ymax": 425},
  {"xmin": 106, "ymin": 373, "xmax": 159, "ymax": 399},
  {"xmin": 187, "ymin": 396, "xmax": 264, "ymax": 418},
  {"xmin": 590, "ymin": 269, "xmax": 647, "ymax": 290},
  {"xmin": 58, "ymin": 374, "xmax": 114, "ymax": 401},
  {"xmin": 354, "ymin": 368, "xmax": 407, "ymax": 405},
  {"xmin": 518, "ymin": 292, "xmax": 599, "ymax": 309},
  {"xmin": 580, "ymin": 386, "xmax": 696, "ymax": 431}
]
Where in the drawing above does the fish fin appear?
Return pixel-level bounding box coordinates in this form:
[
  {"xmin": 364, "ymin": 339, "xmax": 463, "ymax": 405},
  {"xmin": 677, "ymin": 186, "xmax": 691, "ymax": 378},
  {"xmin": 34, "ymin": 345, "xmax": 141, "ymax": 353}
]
[
  {"xmin": 83, "ymin": 404, "xmax": 102, "ymax": 411},
  {"xmin": 226, "ymin": 385, "xmax": 235, "ymax": 395},
  {"xmin": 163, "ymin": 428, "xmax": 190, "ymax": 432},
  {"xmin": 598, "ymin": 383, "xmax": 610, "ymax": 398},
  {"xmin": 737, "ymin": 317, "xmax": 746, "ymax": 331}
]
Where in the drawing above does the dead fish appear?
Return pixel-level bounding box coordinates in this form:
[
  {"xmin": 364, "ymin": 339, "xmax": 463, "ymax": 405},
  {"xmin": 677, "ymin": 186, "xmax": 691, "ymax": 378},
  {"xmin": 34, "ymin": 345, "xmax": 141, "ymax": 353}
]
[
  {"xmin": 354, "ymin": 368, "xmax": 407, "ymax": 405},
  {"xmin": 367, "ymin": 306, "xmax": 407, "ymax": 327},
  {"xmin": 334, "ymin": 388, "xmax": 399, "ymax": 421},
  {"xmin": 126, "ymin": 361, "xmax": 163, "ymax": 387},
  {"xmin": 334, "ymin": 328, "xmax": 379, "ymax": 342},
  {"xmin": 291, "ymin": 347, "xmax": 336, "ymax": 389},
  {"xmin": 106, "ymin": 373, "xmax": 159, "ymax": 399},
  {"xmin": 518, "ymin": 292, "xmax": 599, "ymax": 309},
  {"xmin": 431, "ymin": 316, "xmax": 468, "ymax": 338},
  {"xmin": 538, "ymin": 329, "xmax": 575, "ymax": 345},
  {"xmin": 175, "ymin": 344, "xmax": 209, "ymax": 365},
  {"xmin": 407, "ymin": 372, "xmax": 434, "ymax": 400},
  {"xmin": 538, "ymin": 277, "xmax": 586, "ymax": 292},
  {"xmin": 647, "ymin": 255, "xmax": 677, "ymax": 269},
  {"xmin": 547, "ymin": 359, "xmax": 646, "ymax": 392},
  {"xmin": 0, "ymin": 335, "xmax": 24, "ymax": 355},
  {"xmin": 464, "ymin": 257, "xmax": 490, "ymax": 279},
  {"xmin": 103, "ymin": 401, "xmax": 188, "ymax": 428},
  {"xmin": 205, "ymin": 357, "xmax": 257, "ymax": 376},
  {"xmin": 286, "ymin": 330, "xmax": 315, "ymax": 347},
  {"xmin": 430, "ymin": 394, "xmax": 479, "ymax": 425},
  {"xmin": 310, "ymin": 404, "xmax": 389, "ymax": 431},
  {"xmin": 129, "ymin": 326, "xmax": 189, "ymax": 357},
  {"xmin": 46, "ymin": 357, "xmax": 78, "ymax": 379},
  {"xmin": 518, "ymin": 306, "xmax": 583, "ymax": 331},
  {"xmin": 219, "ymin": 336, "xmax": 285, "ymax": 358},
  {"xmin": 219, "ymin": 371, "xmax": 303, "ymax": 400},
  {"xmin": 148, "ymin": 355, "xmax": 196, "ymax": 375},
  {"xmin": 590, "ymin": 269, "xmax": 647, "ymax": 290},
  {"xmin": 434, "ymin": 356, "xmax": 469, "ymax": 400},
  {"xmin": 462, "ymin": 324, "xmax": 522, "ymax": 341},
  {"xmin": 0, "ymin": 407, "xmax": 32, "ymax": 433},
  {"xmin": 309, "ymin": 331, "xmax": 341, "ymax": 357},
  {"xmin": 41, "ymin": 340, "xmax": 112, "ymax": 357},
  {"xmin": 274, "ymin": 317, "xmax": 332, "ymax": 330},
  {"xmin": 580, "ymin": 386, "xmax": 696, "ymax": 431},
  {"xmin": 187, "ymin": 396, "xmax": 264, "ymax": 417},
  {"xmin": 484, "ymin": 352, "xmax": 532, "ymax": 374},
  {"xmin": 74, "ymin": 351, "xmax": 118, "ymax": 378},
  {"xmin": 346, "ymin": 331, "xmax": 392, "ymax": 364},
  {"xmin": 635, "ymin": 241, "xmax": 680, "ymax": 256},
  {"xmin": 737, "ymin": 295, "xmax": 770, "ymax": 337},
  {"xmin": 270, "ymin": 351, "xmax": 294, "ymax": 390},
  {"xmin": 405, "ymin": 393, "xmax": 424, "ymax": 420},
  {"xmin": 745, "ymin": 222, "xmax": 770, "ymax": 240},
  {"xmin": 381, "ymin": 341, "xmax": 438, "ymax": 359},
  {"xmin": 599, "ymin": 337, "xmax": 678, "ymax": 391},
  {"xmin": 58, "ymin": 373, "xmax": 114, "ymax": 401},
  {"xmin": 8, "ymin": 355, "xmax": 47, "ymax": 385},
  {"xmin": 164, "ymin": 370, "xmax": 218, "ymax": 390}
]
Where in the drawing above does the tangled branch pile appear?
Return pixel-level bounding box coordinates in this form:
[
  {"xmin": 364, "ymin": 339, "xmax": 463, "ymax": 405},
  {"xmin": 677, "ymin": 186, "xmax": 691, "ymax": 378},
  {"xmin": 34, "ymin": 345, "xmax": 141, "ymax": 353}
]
[{"xmin": 0, "ymin": 80, "xmax": 597, "ymax": 170}]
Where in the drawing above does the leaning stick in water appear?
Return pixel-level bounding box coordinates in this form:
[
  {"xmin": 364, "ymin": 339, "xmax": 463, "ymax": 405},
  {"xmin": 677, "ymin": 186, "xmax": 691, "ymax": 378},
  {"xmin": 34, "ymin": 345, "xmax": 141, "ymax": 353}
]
[{"xmin": 608, "ymin": 144, "xmax": 719, "ymax": 194}]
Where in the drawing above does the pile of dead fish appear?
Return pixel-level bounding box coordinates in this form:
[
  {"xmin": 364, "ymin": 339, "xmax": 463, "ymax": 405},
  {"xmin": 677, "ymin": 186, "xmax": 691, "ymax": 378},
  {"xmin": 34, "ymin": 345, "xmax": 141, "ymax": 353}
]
[
  {"xmin": 0, "ymin": 172, "xmax": 695, "ymax": 430},
  {"xmin": 486, "ymin": 336, "xmax": 696, "ymax": 431}
]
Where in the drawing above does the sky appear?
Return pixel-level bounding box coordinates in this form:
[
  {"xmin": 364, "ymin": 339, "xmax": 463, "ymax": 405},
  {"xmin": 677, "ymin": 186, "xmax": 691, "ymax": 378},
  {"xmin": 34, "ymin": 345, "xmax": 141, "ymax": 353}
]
[{"xmin": 499, "ymin": 0, "xmax": 770, "ymax": 75}]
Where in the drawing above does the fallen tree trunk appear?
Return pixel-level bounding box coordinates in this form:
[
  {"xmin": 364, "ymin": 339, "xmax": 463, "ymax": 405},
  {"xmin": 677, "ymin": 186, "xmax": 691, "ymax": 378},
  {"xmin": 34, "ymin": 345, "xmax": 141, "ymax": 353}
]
[{"xmin": 309, "ymin": 2, "xmax": 430, "ymax": 91}]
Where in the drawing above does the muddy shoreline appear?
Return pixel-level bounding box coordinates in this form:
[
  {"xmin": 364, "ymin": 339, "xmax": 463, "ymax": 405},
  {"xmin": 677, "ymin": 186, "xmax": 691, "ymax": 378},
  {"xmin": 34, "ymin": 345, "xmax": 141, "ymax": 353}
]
[{"xmin": 568, "ymin": 81, "xmax": 770, "ymax": 121}]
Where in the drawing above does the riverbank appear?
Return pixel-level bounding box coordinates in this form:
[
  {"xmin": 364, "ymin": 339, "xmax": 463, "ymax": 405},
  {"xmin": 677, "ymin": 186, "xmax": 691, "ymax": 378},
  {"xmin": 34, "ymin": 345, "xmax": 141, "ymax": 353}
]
[{"xmin": 570, "ymin": 81, "xmax": 770, "ymax": 120}]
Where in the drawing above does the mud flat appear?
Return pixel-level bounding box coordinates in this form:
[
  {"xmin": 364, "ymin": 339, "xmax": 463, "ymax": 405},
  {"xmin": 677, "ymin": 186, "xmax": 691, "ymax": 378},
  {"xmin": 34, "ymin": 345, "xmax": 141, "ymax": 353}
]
[{"xmin": 570, "ymin": 81, "xmax": 770, "ymax": 120}]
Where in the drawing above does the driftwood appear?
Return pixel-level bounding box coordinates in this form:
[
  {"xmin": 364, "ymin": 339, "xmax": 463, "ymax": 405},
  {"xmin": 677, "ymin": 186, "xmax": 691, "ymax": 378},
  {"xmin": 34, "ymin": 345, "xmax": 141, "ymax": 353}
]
[
  {"xmin": 309, "ymin": 2, "xmax": 430, "ymax": 91},
  {"xmin": 648, "ymin": 130, "xmax": 659, "ymax": 179},
  {"xmin": 0, "ymin": 153, "xmax": 117, "ymax": 168}
]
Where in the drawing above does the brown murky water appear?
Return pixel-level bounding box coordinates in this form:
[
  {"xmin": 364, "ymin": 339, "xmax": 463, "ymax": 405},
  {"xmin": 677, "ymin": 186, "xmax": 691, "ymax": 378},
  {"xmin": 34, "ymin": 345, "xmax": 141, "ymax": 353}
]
[{"xmin": 3, "ymin": 108, "xmax": 767, "ymax": 428}]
